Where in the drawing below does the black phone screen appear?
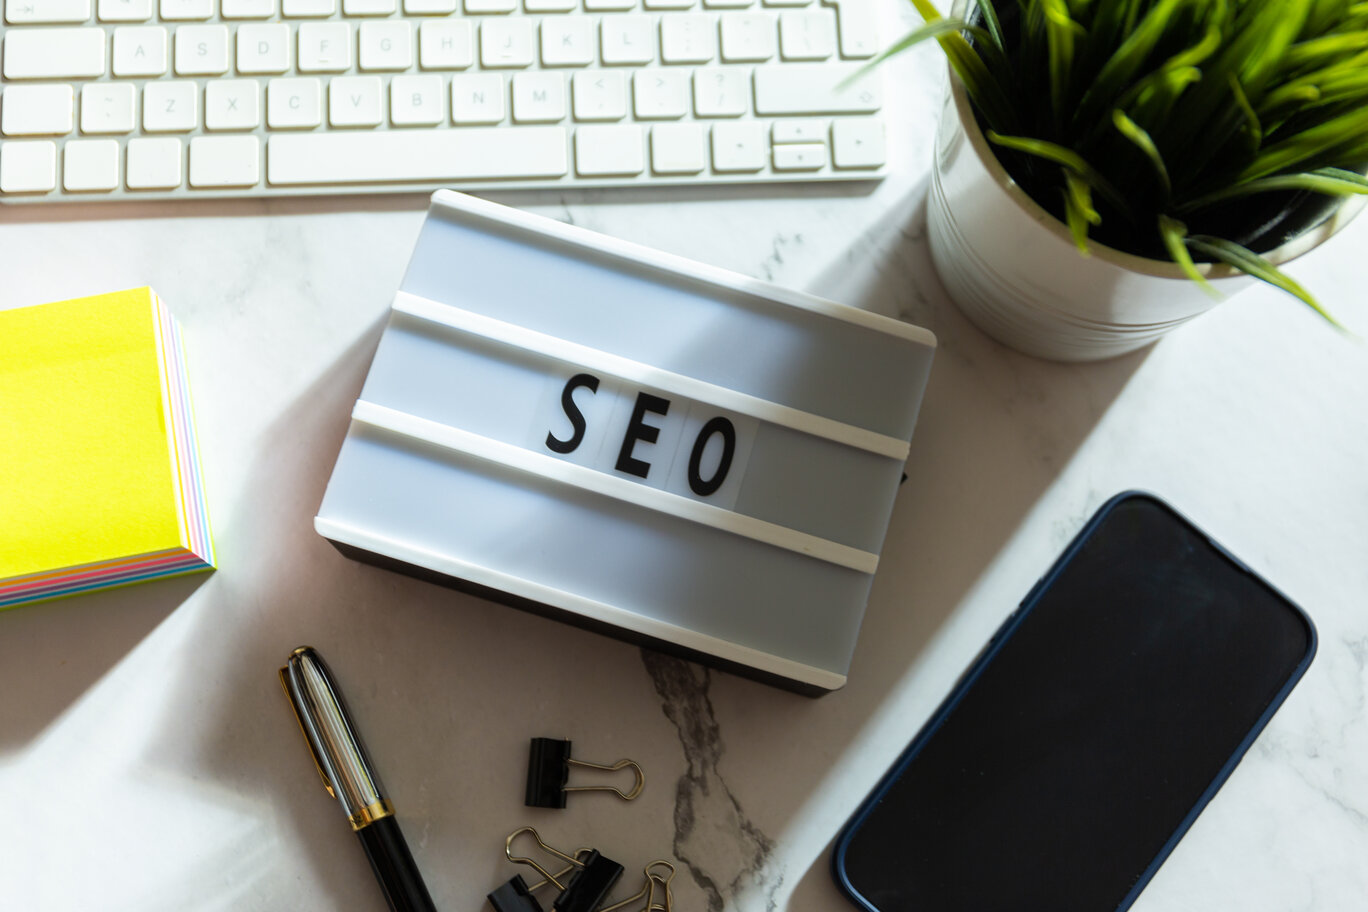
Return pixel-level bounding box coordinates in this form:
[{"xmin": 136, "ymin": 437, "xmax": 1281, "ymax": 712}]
[{"xmin": 834, "ymin": 494, "xmax": 1315, "ymax": 912}]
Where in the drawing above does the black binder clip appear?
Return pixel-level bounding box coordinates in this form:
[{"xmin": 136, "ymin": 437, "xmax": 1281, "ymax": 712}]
[
  {"xmin": 487, "ymin": 850, "xmax": 588, "ymax": 912},
  {"xmin": 598, "ymin": 861, "xmax": 676, "ymax": 912},
  {"xmin": 503, "ymin": 826, "xmax": 625, "ymax": 912},
  {"xmin": 525, "ymin": 737, "xmax": 645, "ymax": 809}
]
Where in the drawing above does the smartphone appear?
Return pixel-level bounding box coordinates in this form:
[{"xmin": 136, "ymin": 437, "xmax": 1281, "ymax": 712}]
[{"xmin": 832, "ymin": 492, "xmax": 1316, "ymax": 912}]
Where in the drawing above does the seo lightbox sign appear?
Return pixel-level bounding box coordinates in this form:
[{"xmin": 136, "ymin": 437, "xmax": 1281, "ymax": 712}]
[{"xmin": 316, "ymin": 191, "xmax": 936, "ymax": 694}]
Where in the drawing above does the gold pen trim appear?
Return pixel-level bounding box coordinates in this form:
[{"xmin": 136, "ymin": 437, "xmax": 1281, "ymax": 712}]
[{"xmin": 350, "ymin": 800, "xmax": 395, "ymax": 831}]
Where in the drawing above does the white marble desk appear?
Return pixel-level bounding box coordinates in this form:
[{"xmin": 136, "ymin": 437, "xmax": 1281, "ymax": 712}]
[{"xmin": 2, "ymin": 38, "xmax": 1366, "ymax": 912}]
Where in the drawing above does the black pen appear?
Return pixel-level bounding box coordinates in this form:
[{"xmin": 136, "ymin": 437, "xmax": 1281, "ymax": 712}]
[{"xmin": 280, "ymin": 646, "xmax": 438, "ymax": 912}]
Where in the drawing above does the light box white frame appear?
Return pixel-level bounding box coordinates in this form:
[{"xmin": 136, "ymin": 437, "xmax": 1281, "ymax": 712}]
[{"xmin": 316, "ymin": 191, "xmax": 936, "ymax": 694}]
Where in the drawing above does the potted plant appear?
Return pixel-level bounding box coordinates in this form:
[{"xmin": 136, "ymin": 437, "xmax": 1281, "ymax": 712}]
[{"xmin": 885, "ymin": 0, "xmax": 1368, "ymax": 360}]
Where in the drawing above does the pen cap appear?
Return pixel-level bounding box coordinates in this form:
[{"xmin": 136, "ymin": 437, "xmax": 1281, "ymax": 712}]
[{"xmin": 281, "ymin": 646, "xmax": 393, "ymax": 829}]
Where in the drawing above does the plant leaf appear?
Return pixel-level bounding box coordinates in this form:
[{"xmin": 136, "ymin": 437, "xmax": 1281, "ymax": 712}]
[
  {"xmin": 973, "ymin": 0, "xmax": 1006, "ymax": 53},
  {"xmin": 1040, "ymin": 0, "xmax": 1084, "ymax": 123},
  {"xmin": 839, "ymin": 18, "xmax": 972, "ymax": 87},
  {"xmin": 895, "ymin": 0, "xmax": 1020, "ymax": 132},
  {"xmin": 1238, "ymin": 103, "xmax": 1368, "ymax": 180},
  {"xmin": 1062, "ymin": 170, "xmax": 1102, "ymax": 254},
  {"xmin": 1158, "ymin": 215, "xmax": 1220, "ymax": 297},
  {"xmin": 1073, "ymin": 0, "xmax": 1188, "ymax": 130},
  {"xmin": 1227, "ymin": 74, "xmax": 1263, "ymax": 150},
  {"xmin": 1113, "ymin": 109, "xmax": 1172, "ymax": 196},
  {"xmin": 1284, "ymin": 31, "xmax": 1368, "ymax": 71},
  {"xmin": 1186, "ymin": 234, "xmax": 1344, "ymax": 327},
  {"xmin": 1179, "ymin": 166, "xmax": 1368, "ymax": 209},
  {"xmin": 986, "ymin": 130, "xmax": 1128, "ymax": 210}
]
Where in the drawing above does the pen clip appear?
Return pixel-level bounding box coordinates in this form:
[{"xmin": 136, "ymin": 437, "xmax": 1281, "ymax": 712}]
[{"xmin": 279, "ymin": 665, "xmax": 337, "ymax": 798}]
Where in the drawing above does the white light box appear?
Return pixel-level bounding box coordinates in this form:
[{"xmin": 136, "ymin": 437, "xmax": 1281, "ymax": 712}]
[{"xmin": 316, "ymin": 191, "xmax": 936, "ymax": 694}]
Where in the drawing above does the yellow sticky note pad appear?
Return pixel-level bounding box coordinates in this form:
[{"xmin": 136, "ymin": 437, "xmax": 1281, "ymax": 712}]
[{"xmin": 0, "ymin": 288, "xmax": 214, "ymax": 608}]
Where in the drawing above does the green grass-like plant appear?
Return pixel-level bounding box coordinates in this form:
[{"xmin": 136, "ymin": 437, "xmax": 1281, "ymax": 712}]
[{"xmin": 884, "ymin": 0, "xmax": 1368, "ymax": 319}]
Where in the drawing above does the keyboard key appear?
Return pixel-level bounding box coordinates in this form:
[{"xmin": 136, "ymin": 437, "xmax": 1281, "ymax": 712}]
[
  {"xmin": 512, "ymin": 72, "xmax": 565, "ymax": 122},
  {"xmin": 752, "ymin": 63, "xmax": 878, "ymax": 114},
  {"xmin": 772, "ymin": 141, "xmax": 823, "ymax": 170},
  {"xmin": 571, "ymin": 71, "xmax": 626, "ymax": 121},
  {"xmin": 63, "ymin": 138, "xmax": 119, "ymax": 190},
  {"xmin": 143, "ymin": 80, "xmax": 199, "ymax": 131},
  {"xmin": 719, "ymin": 12, "xmax": 775, "ymax": 61},
  {"xmin": 831, "ymin": 115, "xmax": 882, "ymax": 167},
  {"xmin": 390, "ymin": 74, "xmax": 445, "ymax": 125},
  {"xmin": 238, "ymin": 23, "xmax": 292, "ymax": 73},
  {"xmin": 175, "ymin": 25, "xmax": 230, "ymax": 74},
  {"xmin": 113, "ymin": 26, "xmax": 169, "ymax": 76},
  {"xmin": 343, "ymin": 0, "xmax": 395, "ymax": 13},
  {"xmin": 710, "ymin": 120, "xmax": 763, "ymax": 171},
  {"xmin": 584, "ymin": 0, "xmax": 634, "ymax": 10},
  {"xmin": 81, "ymin": 83, "xmax": 136, "ymax": 133},
  {"xmin": 762, "ymin": 0, "xmax": 809, "ymax": 7},
  {"xmin": 574, "ymin": 123, "xmax": 642, "ymax": 175},
  {"xmin": 267, "ymin": 77, "xmax": 322, "ymax": 128},
  {"xmin": 651, "ymin": 122, "xmax": 704, "ymax": 173},
  {"xmin": 692, "ymin": 66, "xmax": 746, "ymax": 116},
  {"xmin": 704, "ymin": 0, "xmax": 751, "ymax": 7},
  {"xmin": 645, "ymin": 0, "xmax": 694, "ymax": 9},
  {"xmin": 525, "ymin": 0, "xmax": 575, "ymax": 11},
  {"xmin": 268, "ymin": 127, "xmax": 569, "ymax": 183},
  {"xmin": 159, "ymin": 0, "xmax": 211, "ymax": 19},
  {"xmin": 329, "ymin": 76, "xmax": 383, "ymax": 126},
  {"xmin": 660, "ymin": 14, "xmax": 716, "ymax": 63},
  {"xmin": 1, "ymin": 84, "xmax": 73, "ymax": 136},
  {"xmin": 221, "ymin": 0, "xmax": 274, "ymax": 15},
  {"xmin": 282, "ymin": 0, "xmax": 334, "ymax": 13},
  {"xmin": 632, "ymin": 70, "xmax": 688, "ymax": 119},
  {"xmin": 0, "ymin": 140, "xmax": 57, "ymax": 191},
  {"xmin": 2, "ymin": 27, "xmax": 106, "ymax": 79},
  {"xmin": 405, "ymin": 0, "xmax": 455, "ymax": 11},
  {"xmin": 450, "ymin": 73, "xmax": 504, "ymax": 123},
  {"xmin": 97, "ymin": 0, "xmax": 152, "ymax": 20},
  {"xmin": 190, "ymin": 134, "xmax": 260, "ymax": 186},
  {"xmin": 540, "ymin": 18, "xmax": 593, "ymax": 67},
  {"xmin": 419, "ymin": 20, "xmax": 473, "ymax": 69},
  {"xmin": 599, "ymin": 16, "xmax": 653, "ymax": 65},
  {"xmin": 778, "ymin": 9, "xmax": 835, "ymax": 59},
  {"xmin": 298, "ymin": 22, "xmax": 353, "ymax": 72},
  {"xmin": 771, "ymin": 118, "xmax": 822, "ymax": 143},
  {"xmin": 480, "ymin": 19, "xmax": 534, "ymax": 67},
  {"xmin": 126, "ymin": 136, "xmax": 182, "ymax": 188},
  {"xmin": 830, "ymin": 0, "xmax": 876, "ymax": 58},
  {"xmin": 5, "ymin": 0, "xmax": 91, "ymax": 23},
  {"xmin": 205, "ymin": 79, "xmax": 262, "ymax": 129},
  {"xmin": 465, "ymin": 0, "xmax": 515, "ymax": 12},
  {"xmin": 360, "ymin": 21, "xmax": 414, "ymax": 70}
]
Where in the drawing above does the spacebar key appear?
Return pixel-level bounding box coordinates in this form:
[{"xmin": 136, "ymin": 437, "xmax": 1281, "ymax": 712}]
[{"xmin": 267, "ymin": 128, "xmax": 569, "ymax": 185}]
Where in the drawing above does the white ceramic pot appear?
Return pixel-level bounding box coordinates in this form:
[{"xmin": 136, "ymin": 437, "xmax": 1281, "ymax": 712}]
[{"xmin": 927, "ymin": 73, "xmax": 1365, "ymax": 361}]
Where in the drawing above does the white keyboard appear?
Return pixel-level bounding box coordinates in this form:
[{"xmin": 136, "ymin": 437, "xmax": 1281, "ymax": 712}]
[{"xmin": 0, "ymin": 0, "xmax": 886, "ymax": 202}]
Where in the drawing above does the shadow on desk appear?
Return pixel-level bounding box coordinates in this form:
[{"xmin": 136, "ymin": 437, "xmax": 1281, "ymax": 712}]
[
  {"xmin": 633, "ymin": 177, "xmax": 1156, "ymax": 911},
  {"xmin": 0, "ymin": 575, "xmax": 202, "ymax": 751}
]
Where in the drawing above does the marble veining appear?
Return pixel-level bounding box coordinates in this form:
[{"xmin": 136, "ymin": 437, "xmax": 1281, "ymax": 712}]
[{"xmin": 642, "ymin": 652, "xmax": 778, "ymax": 912}]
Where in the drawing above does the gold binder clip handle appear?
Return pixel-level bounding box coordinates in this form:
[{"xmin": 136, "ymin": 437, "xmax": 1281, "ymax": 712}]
[{"xmin": 563, "ymin": 756, "xmax": 646, "ymax": 801}]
